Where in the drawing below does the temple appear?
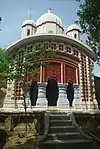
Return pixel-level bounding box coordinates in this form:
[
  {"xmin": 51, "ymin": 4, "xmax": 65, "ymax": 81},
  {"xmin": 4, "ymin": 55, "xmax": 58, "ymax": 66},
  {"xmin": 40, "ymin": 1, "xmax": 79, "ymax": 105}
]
[{"xmin": 3, "ymin": 9, "xmax": 98, "ymax": 110}]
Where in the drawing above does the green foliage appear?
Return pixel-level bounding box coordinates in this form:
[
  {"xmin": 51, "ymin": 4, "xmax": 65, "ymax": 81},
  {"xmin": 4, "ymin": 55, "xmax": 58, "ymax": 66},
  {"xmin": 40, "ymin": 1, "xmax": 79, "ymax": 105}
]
[
  {"xmin": 77, "ymin": 0, "xmax": 100, "ymax": 63},
  {"xmin": 0, "ymin": 48, "xmax": 9, "ymax": 88},
  {"xmin": 0, "ymin": 42, "xmax": 56, "ymax": 85},
  {"xmin": 0, "ymin": 48, "xmax": 9, "ymax": 75},
  {"xmin": 0, "ymin": 43, "xmax": 55, "ymax": 138},
  {"xmin": 6, "ymin": 42, "xmax": 56, "ymax": 82}
]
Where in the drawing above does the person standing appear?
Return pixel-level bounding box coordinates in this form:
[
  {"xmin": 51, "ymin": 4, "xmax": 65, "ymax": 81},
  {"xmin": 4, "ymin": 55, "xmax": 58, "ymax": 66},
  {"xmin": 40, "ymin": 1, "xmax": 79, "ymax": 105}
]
[
  {"xmin": 66, "ymin": 80, "xmax": 74, "ymax": 107},
  {"xmin": 29, "ymin": 79, "xmax": 38, "ymax": 106}
]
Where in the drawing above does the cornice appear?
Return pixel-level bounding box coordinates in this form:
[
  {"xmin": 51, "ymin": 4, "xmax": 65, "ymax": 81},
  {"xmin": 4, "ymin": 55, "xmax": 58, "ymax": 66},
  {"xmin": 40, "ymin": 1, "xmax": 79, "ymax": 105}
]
[{"xmin": 6, "ymin": 33, "xmax": 94, "ymax": 60}]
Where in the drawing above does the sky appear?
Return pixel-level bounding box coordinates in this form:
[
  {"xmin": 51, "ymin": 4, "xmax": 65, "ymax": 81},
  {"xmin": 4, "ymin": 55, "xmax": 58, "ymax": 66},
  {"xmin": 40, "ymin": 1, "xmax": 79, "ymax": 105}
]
[{"xmin": 0, "ymin": 0, "xmax": 100, "ymax": 76}]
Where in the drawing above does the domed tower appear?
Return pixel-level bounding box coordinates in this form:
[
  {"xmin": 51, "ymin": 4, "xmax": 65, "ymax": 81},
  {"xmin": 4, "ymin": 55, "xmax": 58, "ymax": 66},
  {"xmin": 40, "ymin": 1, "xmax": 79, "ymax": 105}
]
[
  {"xmin": 21, "ymin": 20, "xmax": 36, "ymax": 38},
  {"xmin": 66, "ymin": 24, "xmax": 81, "ymax": 40},
  {"xmin": 36, "ymin": 9, "xmax": 64, "ymax": 34}
]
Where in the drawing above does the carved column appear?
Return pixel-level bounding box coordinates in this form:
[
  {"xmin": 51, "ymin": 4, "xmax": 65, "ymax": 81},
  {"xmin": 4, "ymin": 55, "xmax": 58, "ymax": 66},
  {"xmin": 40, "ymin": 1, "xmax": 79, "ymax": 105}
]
[
  {"xmin": 73, "ymin": 85, "xmax": 81, "ymax": 109},
  {"xmin": 78, "ymin": 52, "xmax": 84, "ymax": 109},
  {"xmin": 90, "ymin": 60, "xmax": 98, "ymax": 109},
  {"xmin": 42, "ymin": 67, "xmax": 45, "ymax": 82},
  {"xmin": 57, "ymin": 84, "xmax": 68, "ymax": 107},
  {"xmin": 36, "ymin": 83, "xmax": 47, "ymax": 107},
  {"xmin": 76, "ymin": 68, "xmax": 79, "ymax": 84},
  {"xmin": 40, "ymin": 65, "xmax": 43, "ymax": 83},
  {"xmin": 86, "ymin": 56, "xmax": 91, "ymax": 109},
  {"xmin": 61, "ymin": 63, "xmax": 64, "ymax": 83},
  {"xmin": 63, "ymin": 63, "xmax": 66, "ymax": 83}
]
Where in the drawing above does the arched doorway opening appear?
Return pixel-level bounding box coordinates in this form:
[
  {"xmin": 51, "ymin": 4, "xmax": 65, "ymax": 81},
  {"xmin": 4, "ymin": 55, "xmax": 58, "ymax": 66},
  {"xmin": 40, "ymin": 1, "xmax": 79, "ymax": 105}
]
[
  {"xmin": 46, "ymin": 77, "xmax": 59, "ymax": 106},
  {"xmin": 29, "ymin": 80, "xmax": 38, "ymax": 106}
]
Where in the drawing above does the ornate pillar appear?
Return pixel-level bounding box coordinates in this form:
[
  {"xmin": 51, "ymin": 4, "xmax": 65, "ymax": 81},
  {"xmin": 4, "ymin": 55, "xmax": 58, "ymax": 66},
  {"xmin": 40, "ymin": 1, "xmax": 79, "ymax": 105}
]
[
  {"xmin": 57, "ymin": 64, "xmax": 68, "ymax": 108},
  {"xmin": 86, "ymin": 56, "xmax": 91, "ymax": 109},
  {"xmin": 40, "ymin": 65, "xmax": 43, "ymax": 83},
  {"xmin": 64, "ymin": 63, "xmax": 66, "ymax": 83},
  {"xmin": 76, "ymin": 68, "xmax": 79, "ymax": 84},
  {"xmin": 61, "ymin": 63, "xmax": 64, "ymax": 83},
  {"xmin": 78, "ymin": 52, "xmax": 84, "ymax": 109},
  {"xmin": 57, "ymin": 84, "xmax": 68, "ymax": 107},
  {"xmin": 90, "ymin": 60, "xmax": 98, "ymax": 109},
  {"xmin": 73, "ymin": 85, "xmax": 81, "ymax": 109},
  {"xmin": 42, "ymin": 67, "xmax": 45, "ymax": 82},
  {"xmin": 36, "ymin": 83, "xmax": 47, "ymax": 107}
]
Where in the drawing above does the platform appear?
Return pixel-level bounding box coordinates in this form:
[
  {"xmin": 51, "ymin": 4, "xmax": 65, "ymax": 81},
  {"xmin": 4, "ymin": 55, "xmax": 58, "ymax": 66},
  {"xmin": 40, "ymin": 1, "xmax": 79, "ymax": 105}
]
[{"xmin": 0, "ymin": 106, "xmax": 100, "ymax": 115}]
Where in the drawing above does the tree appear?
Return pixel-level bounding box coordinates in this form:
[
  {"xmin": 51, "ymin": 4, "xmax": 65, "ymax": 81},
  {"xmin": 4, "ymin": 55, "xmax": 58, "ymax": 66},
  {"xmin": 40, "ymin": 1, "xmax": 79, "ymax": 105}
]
[
  {"xmin": 0, "ymin": 48, "xmax": 9, "ymax": 88},
  {"xmin": 4, "ymin": 42, "xmax": 55, "ymax": 138},
  {"xmin": 0, "ymin": 48, "xmax": 9, "ymax": 107},
  {"xmin": 77, "ymin": 0, "xmax": 100, "ymax": 63}
]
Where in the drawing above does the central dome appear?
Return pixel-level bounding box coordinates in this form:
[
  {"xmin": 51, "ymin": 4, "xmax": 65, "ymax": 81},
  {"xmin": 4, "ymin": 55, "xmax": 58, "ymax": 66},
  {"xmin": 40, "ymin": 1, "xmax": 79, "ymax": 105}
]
[
  {"xmin": 36, "ymin": 9, "xmax": 64, "ymax": 34},
  {"xmin": 36, "ymin": 9, "xmax": 63, "ymax": 28}
]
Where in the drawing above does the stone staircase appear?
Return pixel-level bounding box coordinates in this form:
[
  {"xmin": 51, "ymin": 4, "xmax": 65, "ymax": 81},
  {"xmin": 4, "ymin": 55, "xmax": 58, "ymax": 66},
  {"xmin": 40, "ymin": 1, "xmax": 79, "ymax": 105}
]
[{"xmin": 38, "ymin": 112, "xmax": 97, "ymax": 149}]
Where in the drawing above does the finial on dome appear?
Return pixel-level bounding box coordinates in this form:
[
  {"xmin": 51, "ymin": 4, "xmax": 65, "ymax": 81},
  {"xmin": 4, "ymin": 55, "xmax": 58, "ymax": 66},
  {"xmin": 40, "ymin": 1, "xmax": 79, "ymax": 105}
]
[{"xmin": 48, "ymin": 8, "xmax": 52, "ymax": 13}]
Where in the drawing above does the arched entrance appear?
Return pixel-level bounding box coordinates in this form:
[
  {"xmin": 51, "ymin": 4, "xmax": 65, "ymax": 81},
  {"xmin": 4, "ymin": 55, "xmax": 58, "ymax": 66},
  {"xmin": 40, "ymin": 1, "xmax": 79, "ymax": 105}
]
[
  {"xmin": 46, "ymin": 77, "xmax": 59, "ymax": 106},
  {"xmin": 29, "ymin": 80, "xmax": 38, "ymax": 106}
]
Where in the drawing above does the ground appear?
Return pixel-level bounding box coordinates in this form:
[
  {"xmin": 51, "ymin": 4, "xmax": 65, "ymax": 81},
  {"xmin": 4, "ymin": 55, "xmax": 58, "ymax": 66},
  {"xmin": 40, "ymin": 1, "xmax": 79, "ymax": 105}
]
[{"xmin": 0, "ymin": 110, "xmax": 100, "ymax": 149}]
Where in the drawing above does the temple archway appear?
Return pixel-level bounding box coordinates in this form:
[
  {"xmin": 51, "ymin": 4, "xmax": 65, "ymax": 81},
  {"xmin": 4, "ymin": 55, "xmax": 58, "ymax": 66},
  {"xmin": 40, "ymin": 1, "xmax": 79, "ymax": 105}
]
[
  {"xmin": 30, "ymin": 80, "xmax": 38, "ymax": 106},
  {"xmin": 46, "ymin": 77, "xmax": 59, "ymax": 106}
]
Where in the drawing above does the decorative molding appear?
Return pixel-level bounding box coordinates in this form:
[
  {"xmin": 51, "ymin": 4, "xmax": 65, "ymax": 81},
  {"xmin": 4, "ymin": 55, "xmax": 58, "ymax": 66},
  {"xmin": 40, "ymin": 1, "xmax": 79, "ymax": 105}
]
[{"xmin": 6, "ymin": 34, "xmax": 94, "ymax": 60}]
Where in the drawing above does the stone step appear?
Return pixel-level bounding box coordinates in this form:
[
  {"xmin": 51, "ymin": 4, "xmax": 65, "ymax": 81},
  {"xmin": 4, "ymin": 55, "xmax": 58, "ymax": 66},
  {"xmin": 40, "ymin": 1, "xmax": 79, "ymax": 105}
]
[
  {"xmin": 47, "ymin": 132, "xmax": 84, "ymax": 140},
  {"xmin": 40, "ymin": 139, "xmax": 91, "ymax": 144},
  {"xmin": 48, "ymin": 112, "xmax": 70, "ymax": 115},
  {"xmin": 50, "ymin": 119, "xmax": 72, "ymax": 126},
  {"xmin": 49, "ymin": 114, "xmax": 70, "ymax": 120},
  {"xmin": 39, "ymin": 139, "xmax": 91, "ymax": 149},
  {"xmin": 39, "ymin": 141, "xmax": 97, "ymax": 149},
  {"xmin": 49, "ymin": 126, "xmax": 77, "ymax": 133}
]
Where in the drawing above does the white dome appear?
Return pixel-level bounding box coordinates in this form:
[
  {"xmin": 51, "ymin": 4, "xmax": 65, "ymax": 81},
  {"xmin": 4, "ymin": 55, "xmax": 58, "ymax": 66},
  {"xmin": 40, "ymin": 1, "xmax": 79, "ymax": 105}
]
[
  {"xmin": 66, "ymin": 24, "xmax": 81, "ymax": 32},
  {"xmin": 36, "ymin": 9, "xmax": 63, "ymax": 28},
  {"xmin": 22, "ymin": 20, "xmax": 36, "ymax": 27}
]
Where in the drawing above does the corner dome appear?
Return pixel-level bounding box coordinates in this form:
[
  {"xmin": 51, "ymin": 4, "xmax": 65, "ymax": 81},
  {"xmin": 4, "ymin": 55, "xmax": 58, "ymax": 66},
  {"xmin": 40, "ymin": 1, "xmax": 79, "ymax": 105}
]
[
  {"xmin": 66, "ymin": 24, "xmax": 81, "ymax": 33},
  {"xmin": 22, "ymin": 20, "xmax": 36, "ymax": 27},
  {"xmin": 36, "ymin": 9, "xmax": 63, "ymax": 28}
]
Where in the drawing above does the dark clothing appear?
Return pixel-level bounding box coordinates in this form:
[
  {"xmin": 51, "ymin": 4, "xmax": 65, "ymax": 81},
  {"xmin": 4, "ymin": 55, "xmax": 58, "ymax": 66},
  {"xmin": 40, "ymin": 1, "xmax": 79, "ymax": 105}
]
[
  {"xmin": 30, "ymin": 81, "xmax": 38, "ymax": 106},
  {"xmin": 66, "ymin": 83, "xmax": 74, "ymax": 107},
  {"xmin": 46, "ymin": 78, "xmax": 59, "ymax": 106}
]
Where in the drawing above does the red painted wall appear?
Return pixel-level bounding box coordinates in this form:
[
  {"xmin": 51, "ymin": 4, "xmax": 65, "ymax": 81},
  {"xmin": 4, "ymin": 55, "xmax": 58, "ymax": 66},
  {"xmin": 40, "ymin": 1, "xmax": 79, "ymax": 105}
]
[
  {"xmin": 65, "ymin": 65, "xmax": 76, "ymax": 83},
  {"xmin": 25, "ymin": 61, "xmax": 78, "ymax": 84},
  {"xmin": 44, "ymin": 62, "xmax": 61, "ymax": 82}
]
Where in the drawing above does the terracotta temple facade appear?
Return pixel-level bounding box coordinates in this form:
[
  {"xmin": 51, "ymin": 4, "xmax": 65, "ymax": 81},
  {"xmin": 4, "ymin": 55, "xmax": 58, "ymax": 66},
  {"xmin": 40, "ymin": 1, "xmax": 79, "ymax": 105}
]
[{"xmin": 3, "ymin": 9, "xmax": 98, "ymax": 110}]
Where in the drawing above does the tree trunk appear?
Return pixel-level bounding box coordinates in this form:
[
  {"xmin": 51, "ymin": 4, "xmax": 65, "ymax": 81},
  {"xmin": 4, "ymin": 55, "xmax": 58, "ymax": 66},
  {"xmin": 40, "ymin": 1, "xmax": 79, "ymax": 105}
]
[{"xmin": 23, "ymin": 82, "xmax": 28, "ymax": 138}]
